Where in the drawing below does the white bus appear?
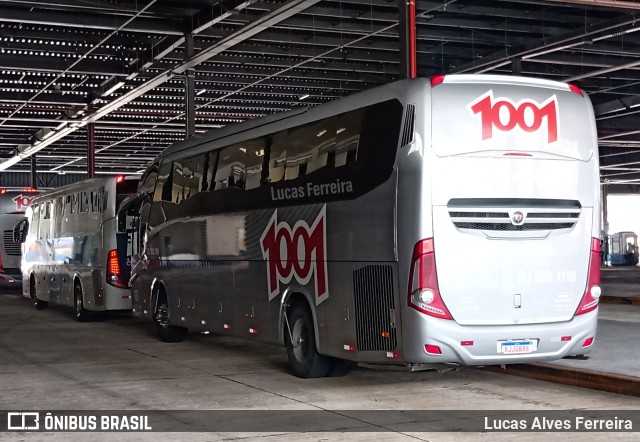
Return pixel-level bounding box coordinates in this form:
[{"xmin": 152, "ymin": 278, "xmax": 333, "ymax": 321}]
[
  {"xmin": 127, "ymin": 75, "xmax": 601, "ymax": 377},
  {"xmin": 0, "ymin": 188, "xmax": 40, "ymax": 291},
  {"xmin": 17, "ymin": 176, "xmax": 138, "ymax": 320}
]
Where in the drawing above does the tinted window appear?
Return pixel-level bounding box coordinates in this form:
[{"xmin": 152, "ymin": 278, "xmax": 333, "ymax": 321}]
[{"xmin": 149, "ymin": 99, "xmax": 402, "ymax": 218}]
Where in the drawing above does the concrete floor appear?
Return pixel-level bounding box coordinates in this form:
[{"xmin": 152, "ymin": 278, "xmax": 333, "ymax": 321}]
[
  {"xmin": 548, "ymin": 304, "xmax": 640, "ymax": 377},
  {"xmin": 0, "ymin": 293, "xmax": 639, "ymax": 441}
]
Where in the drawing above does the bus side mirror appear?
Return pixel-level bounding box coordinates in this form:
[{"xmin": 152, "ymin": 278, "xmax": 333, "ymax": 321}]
[{"xmin": 13, "ymin": 219, "xmax": 28, "ymax": 243}]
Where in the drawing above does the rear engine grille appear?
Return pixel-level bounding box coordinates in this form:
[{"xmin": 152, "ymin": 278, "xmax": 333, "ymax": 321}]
[
  {"xmin": 3, "ymin": 230, "xmax": 21, "ymax": 255},
  {"xmin": 453, "ymin": 222, "xmax": 575, "ymax": 231},
  {"xmin": 353, "ymin": 265, "xmax": 397, "ymax": 352},
  {"xmin": 448, "ymin": 199, "xmax": 581, "ymax": 233}
]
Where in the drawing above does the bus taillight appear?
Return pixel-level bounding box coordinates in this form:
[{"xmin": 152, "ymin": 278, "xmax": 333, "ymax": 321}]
[
  {"xmin": 568, "ymin": 83, "xmax": 583, "ymax": 96},
  {"xmin": 574, "ymin": 237, "xmax": 601, "ymax": 316},
  {"xmin": 430, "ymin": 74, "xmax": 446, "ymax": 87},
  {"xmin": 106, "ymin": 249, "xmax": 128, "ymax": 289},
  {"xmin": 408, "ymin": 238, "xmax": 453, "ymax": 320}
]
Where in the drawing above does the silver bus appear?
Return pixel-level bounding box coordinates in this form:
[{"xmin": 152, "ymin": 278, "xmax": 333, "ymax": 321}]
[
  {"xmin": 18, "ymin": 176, "xmax": 138, "ymax": 320},
  {"xmin": 0, "ymin": 188, "xmax": 40, "ymax": 291},
  {"xmin": 127, "ymin": 75, "xmax": 601, "ymax": 377}
]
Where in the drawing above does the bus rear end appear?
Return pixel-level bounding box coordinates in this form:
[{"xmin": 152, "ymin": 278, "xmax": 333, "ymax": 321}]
[
  {"xmin": 0, "ymin": 214, "xmax": 26, "ymax": 289},
  {"xmin": 403, "ymin": 75, "xmax": 600, "ymax": 365},
  {"xmin": 0, "ymin": 188, "xmax": 39, "ymax": 290},
  {"xmin": 103, "ymin": 176, "xmax": 139, "ymax": 310}
]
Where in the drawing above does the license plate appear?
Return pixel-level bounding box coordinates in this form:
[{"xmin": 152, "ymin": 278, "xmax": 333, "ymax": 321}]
[{"xmin": 497, "ymin": 339, "xmax": 538, "ymax": 354}]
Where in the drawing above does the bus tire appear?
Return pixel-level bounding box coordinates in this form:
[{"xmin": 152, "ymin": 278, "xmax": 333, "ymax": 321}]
[
  {"xmin": 30, "ymin": 277, "xmax": 47, "ymax": 310},
  {"xmin": 74, "ymin": 281, "xmax": 91, "ymax": 322},
  {"xmin": 285, "ymin": 305, "xmax": 331, "ymax": 378},
  {"xmin": 326, "ymin": 358, "xmax": 352, "ymax": 377},
  {"xmin": 154, "ymin": 290, "xmax": 187, "ymax": 343}
]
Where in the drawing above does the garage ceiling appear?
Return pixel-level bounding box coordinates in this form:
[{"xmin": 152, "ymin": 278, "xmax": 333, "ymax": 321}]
[{"xmin": 0, "ymin": 0, "xmax": 639, "ymax": 189}]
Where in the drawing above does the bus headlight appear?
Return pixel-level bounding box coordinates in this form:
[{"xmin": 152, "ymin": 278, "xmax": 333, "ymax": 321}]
[{"xmin": 590, "ymin": 285, "xmax": 601, "ymax": 299}]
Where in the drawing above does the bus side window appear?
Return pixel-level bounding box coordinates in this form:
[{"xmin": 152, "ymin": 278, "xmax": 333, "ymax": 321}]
[
  {"xmin": 335, "ymin": 110, "xmax": 362, "ymax": 167},
  {"xmin": 39, "ymin": 202, "xmax": 51, "ymax": 240},
  {"xmin": 267, "ymin": 130, "xmax": 287, "ymax": 184},
  {"xmin": 148, "ymin": 161, "xmax": 171, "ymax": 229},
  {"xmin": 212, "ymin": 139, "xmax": 266, "ymax": 191},
  {"xmin": 202, "ymin": 150, "xmax": 218, "ymax": 192},
  {"xmin": 14, "ymin": 218, "xmax": 28, "ymax": 243},
  {"xmin": 28, "ymin": 204, "xmax": 40, "ymax": 240},
  {"xmin": 171, "ymin": 154, "xmax": 208, "ymax": 203},
  {"xmin": 158, "ymin": 162, "xmax": 173, "ymax": 202}
]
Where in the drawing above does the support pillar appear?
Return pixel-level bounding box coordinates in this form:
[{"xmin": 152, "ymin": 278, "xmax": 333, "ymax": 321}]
[
  {"xmin": 30, "ymin": 154, "xmax": 37, "ymax": 188},
  {"xmin": 602, "ymin": 183, "xmax": 609, "ymax": 264},
  {"xmin": 399, "ymin": 0, "xmax": 417, "ymax": 79},
  {"xmin": 185, "ymin": 33, "xmax": 196, "ymax": 139},
  {"xmin": 512, "ymin": 58, "xmax": 522, "ymax": 75},
  {"xmin": 87, "ymin": 123, "xmax": 95, "ymax": 178}
]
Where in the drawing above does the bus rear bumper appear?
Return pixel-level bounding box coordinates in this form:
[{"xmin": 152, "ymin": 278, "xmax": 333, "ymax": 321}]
[
  {"xmin": 103, "ymin": 285, "xmax": 133, "ymax": 310},
  {"xmin": 403, "ymin": 309, "xmax": 599, "ymax": 366}
]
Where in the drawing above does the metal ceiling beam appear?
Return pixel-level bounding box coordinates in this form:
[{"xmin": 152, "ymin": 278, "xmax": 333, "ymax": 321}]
[
  {"xmin": 0, "ymin": 6, "xmax": 185, "ymax": 35},
  {"xmin": 453, "ymin": 14, "xmax": 640, "ymax": 74},
  {"xmin": 174, "ymin": 0, "xmax": 322, "ymax": 73},
  {"xmin": 594, "ymin": 96, "xmax": 640, "ymax": 116},
  {"xmin": 0, "ymin": 0, "xmax": 324, "ymax": 172},
  {"xmin": 415, "ymin": 0, "xmax": 614, "ymax": 24},
  {"xmin": 544, "ymin": 0, "xmax": 640, "ymax": 10},
  {"xmin": 127, "ymin": 0, "xmax": 257, "ymax": 76},
  {"xmin": 0, "ymin": 56, "xmax": 131, "ymax": 76},
  {"xmin": 565, "ymin": 58, "xmax": 640, "ymax": 82}
]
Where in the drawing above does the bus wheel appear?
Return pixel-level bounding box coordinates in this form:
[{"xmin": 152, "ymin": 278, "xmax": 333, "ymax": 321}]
[
  {"xmin": 326, "ymin": 358, "xmax": 352, "ymax": 377},
  {"xmin": 30, "ymin": 277, "xmax": 47, "ymax": 310},
  {"xmin": 74, "ymin": 281, "xmax": 91, "ymax": 322},
  {"xmin": 285, "ymin": 305, "xmax": 331, "ymax": 378},
  {"xmin": 154, "ymin": 293, "xmax": 187, "ymax": 343}
]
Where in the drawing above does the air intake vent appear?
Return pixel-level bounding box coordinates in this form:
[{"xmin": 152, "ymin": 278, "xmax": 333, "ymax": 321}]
[
  {"xmin": 400, "ymin": 104, "xmax": 415, "ymax": 147},
  {"xmin": 447, "ymin": 199, "xmax": 581, "ymax": 235},
  {"xmin": 3, "ymin": 230, "xmax": 21, "ymax": 255},
  {"xmin": 452, "ymin": 222, "xmax": 575, "ymax": 231},
  {"xmin": 353, "ymin": 265, "xmax": 397, "ymax": 352}
]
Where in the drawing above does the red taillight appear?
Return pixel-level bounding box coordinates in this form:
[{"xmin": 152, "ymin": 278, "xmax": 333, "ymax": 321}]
[
  {"xmin": 568, "ymin": 83, "xmax": 583, "ymax": 96},
  {"xmin": 408, "ymin": 238, "xmax": 453, "ymax": 320},
  {"xmin": 116, "ymin": 175, "xmax": 125, "ymax": 184},
  {"xmin": 574, "ymin": 238, "xmax": 601, "ymax": 316},
  {"xmin": 430, "ymin": 74, "xmax": 446, "ymax": 87},
  {"xmin": 106, "ymin": 249, "xmax": 127, "ymax": 288},
  {"xmin": 582, "ymin": 337, "xmax": 594, "ymax": 347},
  {"xmin": 0, "ymin": 189, "xmax": 6, "ymax": 194},
  {"xmin": 425, "ymin": 345, "xmax": 442, "ymax": 355}
]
